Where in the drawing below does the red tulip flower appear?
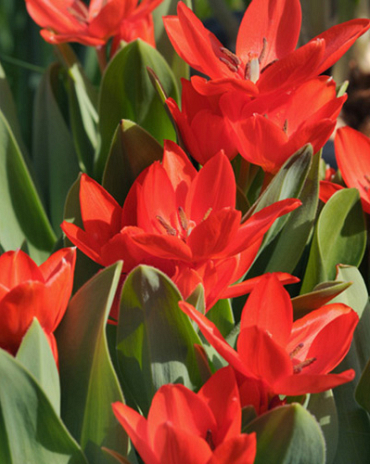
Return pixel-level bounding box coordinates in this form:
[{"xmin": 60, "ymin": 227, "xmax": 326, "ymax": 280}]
[
  {"xmin": 335, "ymin": 126, "xmax": 370, "ymax": 214},
  {"xmin": 166, "ymin": 79, "xmax": 239, "ymax": 165},
  {"xmin": 179, "ymin": 273, "xmax": 358, "ymax": 397},
  {"xmin": 112, "ymin": 367, "xmax": 256, "ymax": 464},
  {"xmin": 61, "ymin": 141, "xmax": 300, "ymax": 309},
  {"xmin": 163, "ymin": 0, "xmax": 369, "ymax": 96},
  {"xmin": 0, "ymin": 248, "xmax": 76, "ymax": 362},
  {"xmin": 25, "ymin": 0, "xmax": 127, "ymax": 46},
  {"xmin": 220, "ymin": 76, "xmax": 345, "ymax": 173}
]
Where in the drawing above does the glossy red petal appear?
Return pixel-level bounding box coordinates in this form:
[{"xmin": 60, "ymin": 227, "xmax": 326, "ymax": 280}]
[
  {"xmin": 39, "ymin": 247, "xmax": 76, "ymax": 281},
  {"xmin": 319, "ymin": 180, "xmax": 344, "ymax": 204},
  {"xmin": 0, "ymin": 249, "xmax": 43, "ymax": 288},
  {"xmin": 79, "ymin": 174, "xmax": 122, "ymax": 241},
  {"xmin": 130, "ymin": 233, "xmax": 193, "ymax": 262},
  {"xmin": 149, "ymin": 384, "xmax": 216, "ymax": 438},
  {"xmin": 112, "ymin": 402, "xmax": 159, "ymax": 464},
  {"xmin": 61, "ymin": 221, "xmax": 103, "ymax": 264},
  {"xmin": 208, "ymin": 433, "xmax": 256, "ymax": 464},
  {"xmin": 240, "ymin": 274, "xmax": 293, "ymax": 346},
  {"xmin": 236, "ymin": 0, "xmax": 301, "ymax": 67},
  {"xmin": 237, "ymin": 326, "xmax": 292, "ymax": 386},
  {"xmin": 198, "ymin": 367, "xmax": 241, "ymax": 444},
  {"xmin": 179, "ymin": 301, "xmax": 250, "ymax": 377},
  {"xmin": 187, "ymin": 152, "xmax": 236, "ymax": 222},
  {"xmin": 335, "ymin": 126, "xmax": 370, "ymax": 214}
]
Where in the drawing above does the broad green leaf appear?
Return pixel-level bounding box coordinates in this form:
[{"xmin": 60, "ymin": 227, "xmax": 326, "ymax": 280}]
[
  {"xmin": 116, "ymin": 265, "xmax": 203, "ymax": 415},
  {"xmin": 0, "ymin": 61, "xmax": 27, "ymax": 156},
  {"xmin": 102, "ymin": 119, "xmax": 163, "ymax": 204},
  {"xmin": 56, "ymin": 262, "xmax": 127, "ymax": 463},
  {"xmin": 56, "ymin": 43, "xmax": 98, "ymax": 174},
  {"xmin": 308, "ymin": 390, "xmax": 338, "ymax": 464},
  {"xmin": 33, "ymin": 62, "xmax": 80, "ymax": 232},
  {"xmin": 0, "ymin": 108, "xmax": 56, "ymax": 263},
  {"xmin": 95, "ymin": 40, "xmax": 178, "ymax": 179},
  {"xmin": 329, "ymin": 266, "xmax": 370, "ymax": 464},
  {"xmin": 16, "ymin": 318, "xmax": 60, "ymax": 416},
  {"xmin": 356, "ymin": 357, "xmax": 370, "ymax": 414},
  {"xmin": 301, "ymin": 189, "xmax": 366, "ymax": 294},
  {"xmin": 206, "ymin": 298, "xmax": 234, "ymax": 338},
  {"xmin": 248, "ymin": 145, "xmax": 319, "ymax": 276},
  {"xmin": 0, "ymin": 349, "xmax": 87, "ymax": 464},
  {"xmin": 292, "ymin": 280, "xmax": 352, "ymax": 319},
  {"xmin": 245, "ymin": 403, "xmax": 326, "ymax": 464}
]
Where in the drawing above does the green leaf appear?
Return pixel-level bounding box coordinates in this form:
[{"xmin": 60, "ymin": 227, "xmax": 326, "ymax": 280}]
[
  {"xmin": 0, "ymin": 349, "xmax": 87, "ymax": 464},
  {"xmin": 116, "ymin": 265, "xmax": 203, "ymax": 415},
  {"xmin": 206, "ymin": 298, "xmax": 234, "ymax": 338},
  {"xmin": 248, "ymin": 145, "xmax": 319, "ymax": 276},
  {"xmin": 95, "ymin": 40, "xmax": 178, "ymax": 179},
  {"xmin": 245, "ymin": 403, "xmax": 326, "ymax": 464},
  {"xmin": 56, "ymin": 43, "xmax": 98, "ymax": 174},
  {"xmin": 0, "ymin": 61, "xmax": 27, "ymax": 156},
  {"xmin": 356, "ymin": 356, "xmax": 370, "ymax": 414},
  {"xmin": 329, "ymin": 266, "xmax": 370, "ymax": 463},
  {"xmin": 102, "ymin": 119, "xmax": 163, "ymax": 204},
  {"xmin": 16, "ymin": 318, "xmax": 60, "ymax": 416},
  {"xmin": 301, "ymin": 189, "xmax": 366, "ymax": 294},
  {"xmin": 56, "ymin": 262, "xmax": 127, "ymax": 463},
  {"xmin": 292, "ymin": 280, "xmax": 352, "ymax": 319},
  {"xmin": 0, "ymin": 108, "xmax": 56, "ymax": 263},
  {"xmin": 308, "ymin": 390, "xmax": 338, "ymax": 464},
  {"xmin": 33, "ymin": 62, "xmax": 80, "ymax": 232}
]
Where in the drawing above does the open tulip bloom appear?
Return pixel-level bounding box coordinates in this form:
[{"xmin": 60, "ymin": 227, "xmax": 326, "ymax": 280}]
[
  {"xmin": 2, "ymin": 0, "xmax": 370, "ymax": 462},
  {"xmin": 62, "ymin": 141, "xmax": 300, "ymax": 310}
]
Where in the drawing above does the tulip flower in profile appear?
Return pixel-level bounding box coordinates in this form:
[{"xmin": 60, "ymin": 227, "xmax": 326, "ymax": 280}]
[
  {"xmin": 179, "ymin": 273, "xmax": 358, "ymax": 398},
  {"xmin": 61, "ymin": 141, "xmax": 300, "ymax": 310},
  {"xmin": 335, "ymin": 126, "xmax": 370, "ymax": 214},
  {"xmin": 112, "ymin": 367, "xmax": 256, "ymax": 464},
  {"xmin": 25, "ymin": 0, "xmax": 127, "ymax": 46},
  {"xmin": 0, "ymin": 248, "xmax": 76, "ymax": 363},
  {"xmin": 166, "ymin": 79, "xmax": 239, "ymax": 165},
  {"xmin": 163, "ymin": 0, "xmax": 370, "ymax": 96},
  {"xmin": 220, "ymin": 76, "xmax": 345, "ymax": 174}
]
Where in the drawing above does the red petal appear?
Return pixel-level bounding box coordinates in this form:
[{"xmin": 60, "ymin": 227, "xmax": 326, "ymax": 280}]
[
  {"xmin": 0, "ymin": 249, "xmax": 43, "ymax": 288},
  {"xmin": 236, "ymin": 0, "xmax": 301, "ymax": 67},
  {"xmin": 319, "ymin": 180, "xmax": 344, "ymax": 204},
  {"xmin": 335, "ymin": 126, "xmax": 370, "ymax": 214},
  {"xmin": 208, "ymin": 434, "xmax": 256, "ymax": 464},
  {"xmin": 240, "ymin": 274, "xmax": 293, "ymax": 346}
]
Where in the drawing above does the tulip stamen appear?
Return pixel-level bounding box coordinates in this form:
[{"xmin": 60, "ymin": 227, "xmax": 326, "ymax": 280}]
[
  {"xmin": 67, "ymin": 1, "xmax": 89, "ymax": 24},
  {"xmin": 219, "ymin": 57, "xmax": 239, "ymax": 73},
  {"xmin": 178, "ymin": 207, "xmax": 189, "ymax": 232},
  {"xmin": 293, "ymin": 357, "xmax": 316, "ymax": 374},
  {"xmin": 283, "ymin": 119, "xmax": 288, "ymax": 134},
  {"xmin": 220, "ymin": 47, "xmax": 241, "ymax": 67},
  {"xmin": 156, "ymin": 216, "xmax": 177, "ymax": 236},
  {"xmin": 289, "ymin": 342, "xmax": 304, "ymax": 359},
  {"xmin": 360, "ymin": 174, "xmax": 370, "ymax": 192},
  {"xmin": 259, "ymin": 37, "xmax": 267, "ymax": 64},
  {"xmin": 202, "ymin": 208, "xmax": 213, "ymax": 221},
  {"xmin": 205, "ymin": 429, "xmax": 216, "ymax": 450}
]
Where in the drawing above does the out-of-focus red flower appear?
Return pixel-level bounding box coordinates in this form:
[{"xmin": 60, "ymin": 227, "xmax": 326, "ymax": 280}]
[
  {"xmin": 61, "ymin": 141, "xmax": 300, "ymax": 310},
  {"xmin": 0, "ymin": 248, "xmax": 76, "ymax": 363},
  {"xmin": 112, "ymin": 367, "xmax": 256, "ymax": 464},
  {"xmin": 179, "ymin": 273, "xmax": 358, "ymax": 397},
  {"xmin": 220, "ymin": 77, "xmax": 346, "ymax": 173},
  {"xmin": 163, "ymin": 0, "xmax": 370, "ymax": 96},
  {"xmin": 110, "ymin": 0, "xmax": 163, "ymax": 53},
  {"xmin": 335, "ymin": 126, "xmax": 370, "ymax": 214},
  {"xmin": 25, "ymin": 0, "xmax": 127, "ymax": 46},
  {"xmin": 166, "ymin": 79, "xmax": 239, "ymax": 165}
]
